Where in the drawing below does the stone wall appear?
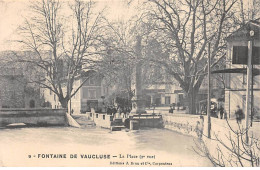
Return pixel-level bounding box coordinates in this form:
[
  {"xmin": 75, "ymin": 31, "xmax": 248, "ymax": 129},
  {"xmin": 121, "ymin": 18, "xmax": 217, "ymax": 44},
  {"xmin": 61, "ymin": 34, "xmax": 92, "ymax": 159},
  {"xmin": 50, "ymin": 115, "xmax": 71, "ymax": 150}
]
[
  {"xmin": 162, "ymin": 113, "xmax": 204, "ymax": 137},
  {"xmin": 201, "ymin": 118, "xmax": 260, "ymax": 167},
  {"xmin": 0, "ymin": 108, "xmax": 67, "ymax": 126},
  {"xmin": 163, "ymin": 113, "xmax": 260, "ymax": 166},
  {"xmin": 0, "ymin": 75, "xmax": 25, "ymax": 108},
  {"xmin": 163, "ymin": 113, "xmax": 259, "ymax": 139}
]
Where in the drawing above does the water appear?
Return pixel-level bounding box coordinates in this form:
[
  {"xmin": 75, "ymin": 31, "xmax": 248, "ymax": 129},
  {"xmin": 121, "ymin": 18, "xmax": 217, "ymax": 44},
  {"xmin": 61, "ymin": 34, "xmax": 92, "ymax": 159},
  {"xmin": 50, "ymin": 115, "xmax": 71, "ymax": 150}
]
[{"xmin": 0, "ymin": 126, "xmax": 212, "ymax": 167}]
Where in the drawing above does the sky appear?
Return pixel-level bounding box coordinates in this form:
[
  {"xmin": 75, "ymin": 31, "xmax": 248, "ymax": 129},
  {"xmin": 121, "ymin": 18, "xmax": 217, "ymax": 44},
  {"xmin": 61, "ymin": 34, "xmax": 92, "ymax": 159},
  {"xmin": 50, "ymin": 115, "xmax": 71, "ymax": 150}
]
[{"xmin": 0, "ymin": 0, "xmax": 138, "ymax": 51}]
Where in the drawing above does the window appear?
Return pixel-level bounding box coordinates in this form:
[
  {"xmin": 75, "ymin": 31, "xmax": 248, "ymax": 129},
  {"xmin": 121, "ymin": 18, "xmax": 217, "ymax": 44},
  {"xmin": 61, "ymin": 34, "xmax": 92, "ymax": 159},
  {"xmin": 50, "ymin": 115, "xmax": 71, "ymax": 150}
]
[
  {"xmin": 96, "ymin": 114, "xmax": 98, "ymax": 118},
  {"xmin": 178, "ymin": 94, "xmax": 184, "ymax": 105},
  {"xmin": 54, "ymin": 94, "xmax": 56, "ymax": 101},
  {"xmin": 165, "ymin": 96, "xmax": 171, "ymax": 105},
  {"xmin": 89, "ymin": 89, "xmax": 96, "ymax": 99},
  {"xmin": 89, "ymin": 77, "xmax": 95, "ymax": 85},
  {"xmin": 103, "ymin": 115, "xmax": 105, "ymax": 120},
  {"xmin": 242, "ymin": 65, "xmax": 246, "ymax": 85},
  {"xmin": 82, "ymin": 87, "xmax": 88, "ymax": 99},
  {"xmin": 29, "ymin": 100, "xmax": 35, "ymax": 108}
]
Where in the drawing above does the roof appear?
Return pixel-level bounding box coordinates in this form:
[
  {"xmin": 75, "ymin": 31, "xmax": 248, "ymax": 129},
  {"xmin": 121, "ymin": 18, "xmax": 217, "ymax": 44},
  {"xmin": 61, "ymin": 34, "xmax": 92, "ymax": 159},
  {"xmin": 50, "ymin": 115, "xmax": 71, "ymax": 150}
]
[{"xmin": 226, "ymin": 20, "xmax": 260, "ymax": 41}]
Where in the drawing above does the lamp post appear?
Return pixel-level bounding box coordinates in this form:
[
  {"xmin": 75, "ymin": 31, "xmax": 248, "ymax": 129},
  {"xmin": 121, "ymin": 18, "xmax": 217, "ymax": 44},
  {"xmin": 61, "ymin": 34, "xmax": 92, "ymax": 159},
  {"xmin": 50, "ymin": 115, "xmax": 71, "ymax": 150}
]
[
  {"xmin": 68, "ymin": 73, "xmax": 72, "ymax": 115},
  {"xmin": 207, "ymin": 43, "xmax": 211, "ymax": 138},
  {"xmin": 245, "ymin": 30, "xmax": 254, "ymax": 142}
]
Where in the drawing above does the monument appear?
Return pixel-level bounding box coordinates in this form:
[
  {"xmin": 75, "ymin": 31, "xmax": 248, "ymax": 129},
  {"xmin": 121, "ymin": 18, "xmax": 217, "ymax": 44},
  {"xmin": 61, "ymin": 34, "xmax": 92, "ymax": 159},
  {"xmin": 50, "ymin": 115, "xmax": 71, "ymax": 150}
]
[
  {"xmin": 129, "ymin": 36, "xmax": 163, "ymax": 130},
  {"xmin": 130, "ymin": 36, "xmax": 147, "ymax": 115}
]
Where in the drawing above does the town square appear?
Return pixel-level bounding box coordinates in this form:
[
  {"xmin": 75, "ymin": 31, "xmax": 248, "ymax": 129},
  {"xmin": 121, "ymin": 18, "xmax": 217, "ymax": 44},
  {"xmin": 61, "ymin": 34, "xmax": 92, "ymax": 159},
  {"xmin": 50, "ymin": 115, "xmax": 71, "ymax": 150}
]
[{"xmin": 0, "ymin": 0, "xmax": 259, "ymax": 167}]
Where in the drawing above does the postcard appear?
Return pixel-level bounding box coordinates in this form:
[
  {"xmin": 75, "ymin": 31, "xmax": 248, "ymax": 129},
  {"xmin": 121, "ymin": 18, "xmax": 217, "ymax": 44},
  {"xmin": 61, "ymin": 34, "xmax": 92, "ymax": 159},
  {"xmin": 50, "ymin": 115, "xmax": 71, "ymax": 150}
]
[{"xmin": 0, "ymin": 0, "xmax": 259, "ymax": 167}]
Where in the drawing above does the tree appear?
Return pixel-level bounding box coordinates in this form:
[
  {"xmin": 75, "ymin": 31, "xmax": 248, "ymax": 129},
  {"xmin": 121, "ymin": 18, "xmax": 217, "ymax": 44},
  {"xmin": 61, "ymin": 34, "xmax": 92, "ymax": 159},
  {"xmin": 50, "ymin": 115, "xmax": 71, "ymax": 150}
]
[
  {"xmin": 146, "ymin": 0, "xmax": 238, "ymax": 114},
  {"xmin": 237, "ymin": 0, "xmax": 260, "ymax": 24},
  {"xmin": 14, "ymin": 0, "xmax": 103, "ymax": 108},
  {"xmin": 95, "ymin": 20, "xmax": 135, "ymax": 104},
  {"xmin": 96, "ymin": 12, "xmax": 155, "ymax": 105}
]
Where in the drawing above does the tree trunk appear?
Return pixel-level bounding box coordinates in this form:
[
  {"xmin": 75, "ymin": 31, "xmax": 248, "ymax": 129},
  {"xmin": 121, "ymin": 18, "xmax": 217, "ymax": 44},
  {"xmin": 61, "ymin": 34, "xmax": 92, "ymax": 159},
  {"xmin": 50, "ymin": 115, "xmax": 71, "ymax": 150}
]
[
  {"xmin": 186, "ymin": 88, "xmax": 198, "ymax": 114},
  {"xmin": 59, "ymin": 98, "xmax": 68, "ymax": 109}
]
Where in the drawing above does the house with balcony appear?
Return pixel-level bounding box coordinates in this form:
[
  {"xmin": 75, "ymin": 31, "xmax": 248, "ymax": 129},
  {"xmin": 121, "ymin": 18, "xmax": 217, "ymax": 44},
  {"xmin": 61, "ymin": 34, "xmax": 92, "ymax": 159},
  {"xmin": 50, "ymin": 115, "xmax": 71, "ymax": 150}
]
[{"xmin": 213, "ymin": 20, "xmax": 260, "ymax": 119}]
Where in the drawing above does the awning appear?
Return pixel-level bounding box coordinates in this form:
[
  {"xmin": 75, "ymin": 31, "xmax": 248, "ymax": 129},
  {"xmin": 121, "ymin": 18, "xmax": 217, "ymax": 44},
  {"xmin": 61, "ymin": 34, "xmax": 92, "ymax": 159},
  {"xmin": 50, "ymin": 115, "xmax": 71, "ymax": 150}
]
[{"xmin": 211, "ymin": 68, "xmax": 260, "ymax": 76}]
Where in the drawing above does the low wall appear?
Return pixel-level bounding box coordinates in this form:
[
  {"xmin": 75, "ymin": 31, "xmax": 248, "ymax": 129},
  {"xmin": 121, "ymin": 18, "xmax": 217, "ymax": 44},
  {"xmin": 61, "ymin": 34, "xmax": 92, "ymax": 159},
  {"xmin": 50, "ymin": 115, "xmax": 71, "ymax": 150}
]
[
  {"xmin": 201, "ymin": 118, "xmax": 260, "ymax": 167},
  {"xmin": 0, "ymin": 108, "xmax": 67, "ymax": 126},
  {"xmin": 203, "ymin": 117, "xmax": 260, "ymax": 139},
  {"xmin": 130, "ymin": 114, "xmax": 164, "ymax": 129},
  {"xmin": 163, "ymin": 113, "xmax": 260, "ymax": 166},
  {"xmin": 163, "ymin": 113, "xmax": 259, "ymax": 138},
  {"xmin": 85, "ymin": 112, "xmax": 113, "ymax": 129},
  {"xmin": 162, "ymin": 113, "xmax": 204, "ymax": 137}
]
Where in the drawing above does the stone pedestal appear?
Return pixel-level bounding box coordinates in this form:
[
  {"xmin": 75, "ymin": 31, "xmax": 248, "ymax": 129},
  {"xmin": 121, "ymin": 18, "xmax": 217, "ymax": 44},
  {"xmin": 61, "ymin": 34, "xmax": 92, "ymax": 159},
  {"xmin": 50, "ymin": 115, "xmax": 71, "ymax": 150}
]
[{"xmin": 130, "ymin": 95, "xmax": 147, "ymax": 115}]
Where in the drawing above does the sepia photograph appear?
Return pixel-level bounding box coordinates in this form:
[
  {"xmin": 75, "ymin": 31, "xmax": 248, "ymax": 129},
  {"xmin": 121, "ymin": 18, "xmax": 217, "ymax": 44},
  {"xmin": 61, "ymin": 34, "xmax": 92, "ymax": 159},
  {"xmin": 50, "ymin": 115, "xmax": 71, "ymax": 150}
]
[{"xmin": 0, "ymin": 0, "xmax": 259, "ymax": 167}]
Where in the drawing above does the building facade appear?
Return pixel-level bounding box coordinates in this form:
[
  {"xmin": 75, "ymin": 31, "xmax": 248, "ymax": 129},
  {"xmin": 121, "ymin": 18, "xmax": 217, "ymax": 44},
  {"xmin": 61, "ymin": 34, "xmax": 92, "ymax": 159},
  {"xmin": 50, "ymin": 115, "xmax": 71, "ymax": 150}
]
[
  {"xmin": 223, "ymin": 20, "xmax": 260, "ymax": 119},
  {"xmin": 0, "ymin": 51, "xmax": 43, "ymax": 108},
  {"xmin": 70, "ymin": 71, "xmax": 104, "ymax": 114},
  {"xmin": 42, "ymin": 70, "xmax": 105, "ymax": 114}
]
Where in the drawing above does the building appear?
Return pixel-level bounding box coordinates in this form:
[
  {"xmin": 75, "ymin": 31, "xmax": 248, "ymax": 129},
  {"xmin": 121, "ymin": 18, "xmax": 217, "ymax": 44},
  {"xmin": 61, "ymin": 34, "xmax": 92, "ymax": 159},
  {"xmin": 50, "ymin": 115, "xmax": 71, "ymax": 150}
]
[
  {"xmin": 214, "ymin": 20, "xmax": 260, "ymax": 119},
  {"xmin": 0, "ymin": 51, "xmax": 43, "ymax": 108},
  {"xmin": 42, "ymin": 70, "xmax": 105, "ymax": 114},
  {"xmin": 0, "ymin": 65, "xmax": 25, "ymax": 108},
  {"xmin": 142, "ymin": 63, "xmax": 184, "ymax": 108},
  {"xmin": 70, "ymin": 70, "xmax": 105, "ymax": 114}
]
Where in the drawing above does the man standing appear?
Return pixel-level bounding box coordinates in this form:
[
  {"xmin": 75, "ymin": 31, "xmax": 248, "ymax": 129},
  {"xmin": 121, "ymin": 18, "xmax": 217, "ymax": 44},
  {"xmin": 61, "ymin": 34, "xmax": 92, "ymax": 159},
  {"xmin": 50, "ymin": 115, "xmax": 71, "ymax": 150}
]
[
  {"xmin": 235, "ymin": 105, "xmax": 244, "ymax": 123},
  {"xmin": 219, "ymin": 105, "xmax": 224, "ymax": 119}
]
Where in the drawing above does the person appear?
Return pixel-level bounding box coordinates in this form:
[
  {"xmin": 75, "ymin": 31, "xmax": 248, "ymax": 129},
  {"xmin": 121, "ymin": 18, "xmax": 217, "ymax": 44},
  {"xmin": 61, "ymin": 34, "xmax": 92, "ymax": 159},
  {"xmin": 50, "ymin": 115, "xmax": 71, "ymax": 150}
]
[
  {"xmin": 112, "ymin": 106, "xmax": 117, "ymax": 117},
  {"xmin": 118, "ymin": 107, "xmax": 123, "ymax": 118},
  {"xmin": 219, "ymin": 105, "xmax": 224, "ymax": 119},
  {"xmin": 201, "ymin": 105, "xmax": 206, "ymax": 115},
  {"xmin": 107, "ymin": 106, "xmax": 112, "ymax": 115},
  {"xmin": 169, "ymin": 106, "xmax": 173, "ymax": 113},
  {"xmin": 235, "ymin": 105, "xmax": 244, "ymax": 124},
  {"xmin": 211, "ymin": 105, "xmax": 218, "ymax": 118}
]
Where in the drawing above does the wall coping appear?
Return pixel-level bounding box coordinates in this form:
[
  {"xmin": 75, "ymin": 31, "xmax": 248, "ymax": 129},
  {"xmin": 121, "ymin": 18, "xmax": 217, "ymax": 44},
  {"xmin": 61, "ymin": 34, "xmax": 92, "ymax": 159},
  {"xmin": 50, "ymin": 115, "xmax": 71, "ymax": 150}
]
[{"xmin": 0, "ymin": 108, "xmax": 66, "ymax": 112}]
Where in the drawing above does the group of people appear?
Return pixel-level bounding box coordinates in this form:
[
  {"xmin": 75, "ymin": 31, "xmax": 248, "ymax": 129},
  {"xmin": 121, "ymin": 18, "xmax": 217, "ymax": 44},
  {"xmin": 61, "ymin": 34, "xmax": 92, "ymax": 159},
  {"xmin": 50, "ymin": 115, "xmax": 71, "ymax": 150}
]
[
  {"xmin": 106, "ymin": 105, "xmax": 117, "ymax": 116},
  {"xmin": 106, "ymin": 105, "xmax": 131, "ymax": 119},
  {"xmin": 202, "ymin": 104, "xmax": 245, "ymax": 123},
  {"xmin": 200, "ymin": 103, "xmax": 226, "ymax": 119}
]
